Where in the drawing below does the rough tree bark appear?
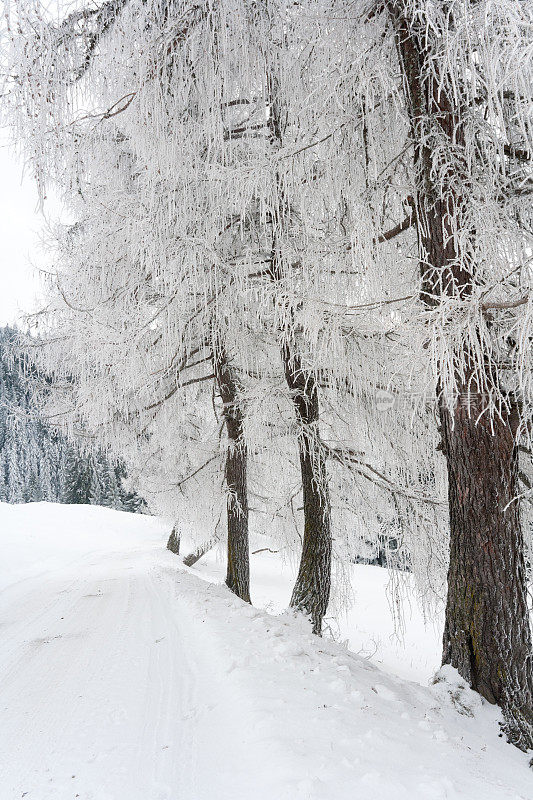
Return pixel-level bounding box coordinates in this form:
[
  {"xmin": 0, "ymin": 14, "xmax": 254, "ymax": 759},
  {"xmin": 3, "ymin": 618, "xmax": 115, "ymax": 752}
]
[
  {"xmin": 440, "ymin": 399, "xmax": 533, "ymax": 747},
  {"xmin": 213, "ymin": 341, "xmax": 251, "ymax": 604},
  {"xmin": 388, "ymin": 0, "xmax": 533, "ymax": 748},
  {"xmin": 281, "ymin": 342, "xmax": 332, "ymax": 635}
]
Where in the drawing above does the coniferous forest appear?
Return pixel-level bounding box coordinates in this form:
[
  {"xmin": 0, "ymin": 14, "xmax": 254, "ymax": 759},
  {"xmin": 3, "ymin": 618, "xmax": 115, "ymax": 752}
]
[{"xmin": 0, "ymin": 326, "xmax": 144, "ymax": 511}]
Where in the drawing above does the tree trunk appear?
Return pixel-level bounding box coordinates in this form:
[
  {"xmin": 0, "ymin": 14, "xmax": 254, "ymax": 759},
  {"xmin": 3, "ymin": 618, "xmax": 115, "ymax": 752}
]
[
  {"xmin": 281, "ymin": 342, "xmax": 332, "ymax": 635},
  {"xmin": 214, "ymin": 343, "xmax": 251, "ymax": 604},
  {"xmin": 440, "ymin": 400, "xmax": 533, "ymax": 748},
  {"xmin": 388, "ymin": 0, "xmax": 533, "ymax": 748},
  {"xmin": 265, "ymin": 69, "xmax": 332, "ymax": 635},
  {"xmin": 166, "ymin": 523, "xmax": 181, "ymax": 555},
  {"xmin": 182, "ymin": 532, "xmax": 222, "ymax": 568}
]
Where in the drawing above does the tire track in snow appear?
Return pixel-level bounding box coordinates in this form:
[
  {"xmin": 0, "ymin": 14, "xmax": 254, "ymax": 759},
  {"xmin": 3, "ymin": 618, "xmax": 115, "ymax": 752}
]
[{"xmin": 0, "ymin": 549, "xmax": 202, "ymax": 800}]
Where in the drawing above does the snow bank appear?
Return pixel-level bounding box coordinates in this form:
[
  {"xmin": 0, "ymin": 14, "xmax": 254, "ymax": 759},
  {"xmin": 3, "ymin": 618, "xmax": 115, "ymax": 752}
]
[{"xmin": 0, "ymin": 503, "xmax": 531, "ymax": 799}]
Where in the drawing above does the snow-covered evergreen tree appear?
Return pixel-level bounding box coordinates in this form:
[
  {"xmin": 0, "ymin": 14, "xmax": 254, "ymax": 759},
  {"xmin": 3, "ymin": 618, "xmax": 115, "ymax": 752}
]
[{"xmin": 0, "ymin": 326, "xmax": 145, "ymax": 511}]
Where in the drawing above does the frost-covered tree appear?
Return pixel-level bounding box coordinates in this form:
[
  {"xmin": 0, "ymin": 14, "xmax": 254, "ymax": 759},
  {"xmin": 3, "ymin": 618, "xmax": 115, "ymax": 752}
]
[
  {"xmin": 382, "ymin": 0, "xmax": 533, "ymax": 748},
  {"xmin": 2, "ymin": 0, "xmax": 447, "ymax": 626}
]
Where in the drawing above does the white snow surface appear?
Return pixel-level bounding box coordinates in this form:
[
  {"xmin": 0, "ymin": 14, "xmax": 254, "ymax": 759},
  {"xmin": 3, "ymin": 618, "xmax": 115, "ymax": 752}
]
[{"xmin": 0, "ymin": 503, "xmax": 531, "ymax": 800}]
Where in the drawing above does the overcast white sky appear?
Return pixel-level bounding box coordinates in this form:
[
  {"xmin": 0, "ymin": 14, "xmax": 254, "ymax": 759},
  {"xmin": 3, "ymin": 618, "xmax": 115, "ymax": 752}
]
[{"xmin": 0, "ymin": 134, "xmax": 48, "ymax": 327}]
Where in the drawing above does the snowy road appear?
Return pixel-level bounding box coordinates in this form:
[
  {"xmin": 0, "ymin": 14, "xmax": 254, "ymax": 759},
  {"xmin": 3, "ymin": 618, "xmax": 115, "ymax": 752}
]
[
  {"xmin": 0, "ymin": 539, "xmax": 270, "ymax": 800},
  {"xmin": 1, "ymin": 547, "xmax": 197, "ymax": 799},
  {"xmin": 0, "ymin": 503, "xmax": 532, "ymax": 800}
]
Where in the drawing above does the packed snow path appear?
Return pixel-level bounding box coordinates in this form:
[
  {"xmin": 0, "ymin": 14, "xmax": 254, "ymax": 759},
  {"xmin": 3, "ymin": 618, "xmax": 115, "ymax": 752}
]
[{"xmin": 0, "ymin": 504, "xmax": 531, "ymax": 800}]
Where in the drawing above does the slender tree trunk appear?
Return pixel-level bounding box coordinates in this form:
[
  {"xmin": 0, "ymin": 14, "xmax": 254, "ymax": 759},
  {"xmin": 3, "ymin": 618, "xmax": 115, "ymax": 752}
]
[
  {"xmin": 268, "ymin": 286, "xmax": 332, "ymax": 635},
  {"xmin": 267, "ymin": 237, "xmax": 332, "ymax": 635},
  {"xmin": 214, "ymin": 343, "xmax": 251, "ymax": 604},
  {"xmin": 281, "ymin": 342, "xmax": 332, "ymax": 635},
  {"xmin": 265, "ymin": 72, "xmax": 332, "ymax": 634},
  {"xmin": 182, "ymin": 531, "xmax": 222, "ymax": 568},
  {"xmin": 388, "ymin": 0, "xmax": 533, "ymax": 748}
]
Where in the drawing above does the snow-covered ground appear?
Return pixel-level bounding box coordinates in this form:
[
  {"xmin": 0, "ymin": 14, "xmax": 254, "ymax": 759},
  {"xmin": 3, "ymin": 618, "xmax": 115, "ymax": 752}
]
[{"xmin": 0, "ymin": 503, "xmax": 531, "ymax": 799}]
